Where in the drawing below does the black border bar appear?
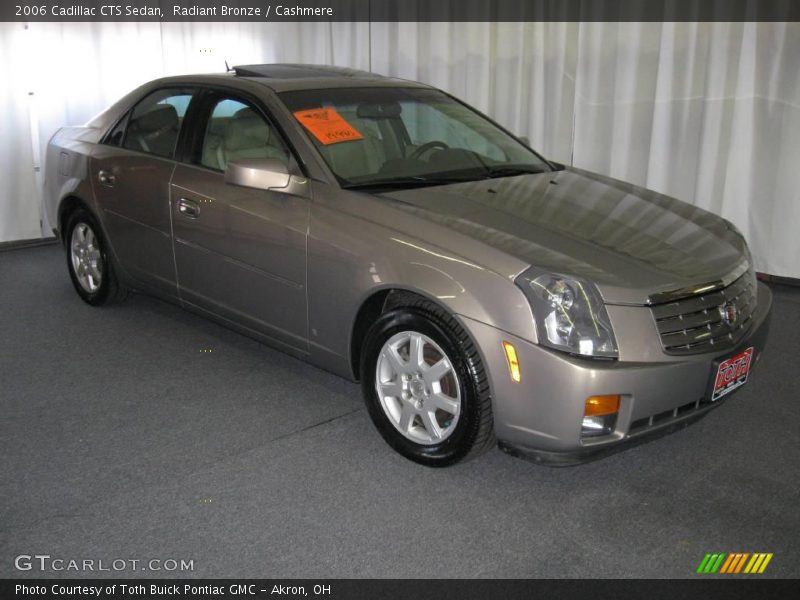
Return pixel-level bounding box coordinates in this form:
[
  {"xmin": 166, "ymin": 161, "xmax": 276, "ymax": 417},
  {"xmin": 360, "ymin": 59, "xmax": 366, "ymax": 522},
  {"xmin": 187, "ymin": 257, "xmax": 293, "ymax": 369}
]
[
  {"xmin": 2, "ymin": 0, "xmax": 799, "ymax": 22},
  {"xmin": 2, "ymin": 579, "xmax": 798, "ymax": 600}
]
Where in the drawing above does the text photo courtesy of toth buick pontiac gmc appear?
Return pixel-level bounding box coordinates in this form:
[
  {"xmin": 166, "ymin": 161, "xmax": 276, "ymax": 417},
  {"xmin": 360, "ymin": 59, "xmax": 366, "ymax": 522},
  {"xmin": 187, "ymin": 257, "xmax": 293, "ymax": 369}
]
[{"xmin": 44, "ymin": 64, "xmax": 772, "ymax": 467}]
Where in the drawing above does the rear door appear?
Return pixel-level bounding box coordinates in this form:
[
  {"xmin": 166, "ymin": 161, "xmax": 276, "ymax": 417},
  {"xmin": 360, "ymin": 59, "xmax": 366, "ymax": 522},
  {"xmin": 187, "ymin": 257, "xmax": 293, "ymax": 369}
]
[
  {"xmin": 169, "ymin": 91, "xmax": 310, "ymax": 352},
  {"xmin": 91, "ymin": 88, "xmax": 195, "ymax": 296}
]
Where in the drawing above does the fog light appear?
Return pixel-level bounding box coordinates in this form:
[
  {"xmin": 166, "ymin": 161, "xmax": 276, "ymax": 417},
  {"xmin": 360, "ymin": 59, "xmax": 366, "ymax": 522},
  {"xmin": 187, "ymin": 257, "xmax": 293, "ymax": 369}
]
[
  {"xmin": 502, "ymin": 341, "xmax": 521, "ymax": 383},
  {"xmin": 582, "ymin": 394, "xmax": 620, "ymax": 437}
]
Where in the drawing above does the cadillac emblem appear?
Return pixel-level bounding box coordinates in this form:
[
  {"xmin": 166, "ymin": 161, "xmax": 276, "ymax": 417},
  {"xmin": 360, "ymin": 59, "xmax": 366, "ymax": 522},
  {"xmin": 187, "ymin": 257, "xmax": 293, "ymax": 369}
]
[{"xmin": 719, "ymin": 301, "xmax": 739, "ymax": 327}]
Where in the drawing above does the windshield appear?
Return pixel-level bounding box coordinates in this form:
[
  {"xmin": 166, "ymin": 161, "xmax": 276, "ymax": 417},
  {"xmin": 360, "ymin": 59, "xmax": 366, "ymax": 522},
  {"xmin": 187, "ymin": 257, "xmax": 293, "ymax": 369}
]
[{"xmin": 279, "ymin": 87, "xmax": 552, "ymax": 190}]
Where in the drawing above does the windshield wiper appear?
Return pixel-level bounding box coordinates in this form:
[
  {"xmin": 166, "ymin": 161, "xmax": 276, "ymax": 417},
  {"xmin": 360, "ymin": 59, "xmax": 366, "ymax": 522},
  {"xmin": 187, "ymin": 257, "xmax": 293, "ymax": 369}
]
[
  {"xmin": 482, "ymin": 165, "xmax": 549, "ymax": 178},
  {"xmin": 342, "ymin": 176, "xmax": 475, "ymax": 192},
  {"xmin": 342, "ymin": 165, "xmax": 549, "ymax": 191}
]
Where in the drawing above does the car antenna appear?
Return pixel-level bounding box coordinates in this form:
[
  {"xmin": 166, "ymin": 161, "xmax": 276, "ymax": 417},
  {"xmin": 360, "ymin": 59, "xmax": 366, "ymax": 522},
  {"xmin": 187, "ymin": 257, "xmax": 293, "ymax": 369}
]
[{"xmin": 225, "ymin": 60, "xmax": 233, "ymax": 73}]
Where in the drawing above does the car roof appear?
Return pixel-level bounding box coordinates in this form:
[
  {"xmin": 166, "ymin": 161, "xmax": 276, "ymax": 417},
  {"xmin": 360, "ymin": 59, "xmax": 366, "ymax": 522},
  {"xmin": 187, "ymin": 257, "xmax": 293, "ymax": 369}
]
[
  {"xmin": 85, "ymin": 65, "xmax": 433, "ymax": 134},
  {"xmin": 233, "ymin": 63, "xmax": 381, "ymax": 80},
  {"xmin": 154, "ymin": 64, "xmax": 432, "ymax": 93}
]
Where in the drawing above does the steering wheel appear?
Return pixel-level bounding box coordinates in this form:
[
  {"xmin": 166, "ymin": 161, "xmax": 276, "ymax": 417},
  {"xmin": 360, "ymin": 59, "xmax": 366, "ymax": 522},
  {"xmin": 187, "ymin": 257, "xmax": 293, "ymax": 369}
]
[{"xmin": 408, "ymin": 140, "xmax": 450, "ymax": 160}]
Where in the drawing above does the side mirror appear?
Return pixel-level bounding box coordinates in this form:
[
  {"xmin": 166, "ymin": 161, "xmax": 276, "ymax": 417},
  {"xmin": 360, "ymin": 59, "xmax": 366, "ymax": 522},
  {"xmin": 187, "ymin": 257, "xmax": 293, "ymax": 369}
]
[{"xmin": 224, "ymin": 159, "xmax": 290, "ymax": 191}]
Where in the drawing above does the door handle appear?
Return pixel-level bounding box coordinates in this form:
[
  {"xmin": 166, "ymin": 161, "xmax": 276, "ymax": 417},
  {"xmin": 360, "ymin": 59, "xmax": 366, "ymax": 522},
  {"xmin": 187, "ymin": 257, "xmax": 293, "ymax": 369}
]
[
  {"xmin": 97, "ymin": 170, "xmax": 115, "ymax": 187},
  {"xmin": 177, "ymin": 198, "xmax": 200, "ymax": 218}
]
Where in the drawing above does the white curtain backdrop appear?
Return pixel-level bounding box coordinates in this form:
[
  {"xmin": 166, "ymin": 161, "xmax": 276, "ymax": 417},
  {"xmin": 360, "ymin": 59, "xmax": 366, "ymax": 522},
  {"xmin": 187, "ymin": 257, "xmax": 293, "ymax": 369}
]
[
  {"xmin": 371, "ymin": 22, "xmax": 800, "ymax": 278},
  {"xmin": 0, "ymin": 25, "xmax": 43, "ymax": 242},
  {"xmin": 0, "ymin": 20, "xmax": 368, "ymax": 242},
  {"xmin": 1, "ymin": 21, "xmax": 798, "ymax": 278}
]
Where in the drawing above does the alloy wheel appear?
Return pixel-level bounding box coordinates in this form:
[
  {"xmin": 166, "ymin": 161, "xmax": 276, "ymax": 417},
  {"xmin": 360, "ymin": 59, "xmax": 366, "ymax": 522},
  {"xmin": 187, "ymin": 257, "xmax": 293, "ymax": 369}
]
[
  {"xmin": 70, "ymin": 222, "xmax": 103, "ymax": 293},
  {"xmin": 374, "ymin": 330, "xmax": 462, "ymax": 445}
]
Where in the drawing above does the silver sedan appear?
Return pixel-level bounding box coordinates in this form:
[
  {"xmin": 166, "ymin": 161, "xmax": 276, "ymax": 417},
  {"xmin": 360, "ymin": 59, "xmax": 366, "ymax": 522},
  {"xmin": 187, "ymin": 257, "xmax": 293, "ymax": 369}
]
[{"xmin": 44, "ymin": 64, "xmax": 772, "ymax": 466}]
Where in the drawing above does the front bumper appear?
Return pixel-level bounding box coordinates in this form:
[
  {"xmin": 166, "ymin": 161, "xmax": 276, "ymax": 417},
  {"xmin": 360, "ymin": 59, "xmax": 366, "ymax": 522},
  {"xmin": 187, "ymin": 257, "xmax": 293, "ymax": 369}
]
[{"xmin": 460, "ymin": 282, "xmax": 773, "ymax": 466}]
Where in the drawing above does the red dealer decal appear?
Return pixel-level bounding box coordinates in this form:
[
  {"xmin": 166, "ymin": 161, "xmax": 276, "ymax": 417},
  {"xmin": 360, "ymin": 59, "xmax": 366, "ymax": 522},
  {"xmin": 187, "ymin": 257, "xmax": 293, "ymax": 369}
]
[
  {"xmin": 293, "ymin": 108, "xmax": 364, "ymax": 145},
  {"xmin": 712, "ymin": 347, "xmax": 754, "ymax": 401}
]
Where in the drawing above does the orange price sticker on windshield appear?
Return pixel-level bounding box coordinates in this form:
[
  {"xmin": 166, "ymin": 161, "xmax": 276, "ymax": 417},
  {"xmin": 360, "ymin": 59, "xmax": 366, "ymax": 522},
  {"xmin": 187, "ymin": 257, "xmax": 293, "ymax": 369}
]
[{"xmin": 293, "ymin": 108, "xmax": 364, "ymax": 145}]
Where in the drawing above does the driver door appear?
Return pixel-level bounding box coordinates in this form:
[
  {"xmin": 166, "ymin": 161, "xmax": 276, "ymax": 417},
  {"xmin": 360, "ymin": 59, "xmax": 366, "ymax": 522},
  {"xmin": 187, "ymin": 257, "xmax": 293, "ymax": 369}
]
[{"xmin": 170, "ymin": 94, "xmax": 310, "ymax": 353}]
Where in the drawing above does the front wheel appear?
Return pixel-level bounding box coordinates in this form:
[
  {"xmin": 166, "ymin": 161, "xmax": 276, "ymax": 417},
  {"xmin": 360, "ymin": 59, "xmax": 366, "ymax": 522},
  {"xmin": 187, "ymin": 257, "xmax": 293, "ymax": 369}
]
[
  {"xmin": 65, "ymin": 207, "xmax": 127, "ymax": 305},
  {"xmin": 360, "ymin": 298, "xmax": 494, "ymax": 466}
]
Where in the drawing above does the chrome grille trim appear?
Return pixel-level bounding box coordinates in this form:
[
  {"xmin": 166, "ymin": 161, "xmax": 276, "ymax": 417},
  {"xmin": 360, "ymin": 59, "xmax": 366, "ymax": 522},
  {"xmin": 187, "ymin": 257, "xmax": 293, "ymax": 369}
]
[
  {"xmin": 646, "ymin": 261, "xmax": 750, "ymax": 305},
  {"xmin": 650, "ymin": 269, "xmax": 757, "ymax": 355}
]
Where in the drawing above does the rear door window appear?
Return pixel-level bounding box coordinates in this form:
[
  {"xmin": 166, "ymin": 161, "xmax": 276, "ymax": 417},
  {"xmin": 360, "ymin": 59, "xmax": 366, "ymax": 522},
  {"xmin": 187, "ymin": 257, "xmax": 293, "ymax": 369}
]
[{"xmin": 121, "ymin": 89, "xmax": 194, "ymax": 159}]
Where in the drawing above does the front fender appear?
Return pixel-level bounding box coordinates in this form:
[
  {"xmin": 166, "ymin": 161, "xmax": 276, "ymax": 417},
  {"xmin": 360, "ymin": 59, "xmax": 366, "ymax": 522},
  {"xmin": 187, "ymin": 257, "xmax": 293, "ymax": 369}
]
[{"xmin": 306, "ymin": 187, "xmax": 536, "ymax": 379}]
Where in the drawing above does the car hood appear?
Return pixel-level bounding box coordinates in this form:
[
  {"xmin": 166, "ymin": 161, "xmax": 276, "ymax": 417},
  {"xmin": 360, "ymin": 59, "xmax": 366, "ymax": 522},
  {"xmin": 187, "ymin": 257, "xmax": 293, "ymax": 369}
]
[{"xmin": 381, "ymin": 167, "xmax": 746, "ymax": 305}]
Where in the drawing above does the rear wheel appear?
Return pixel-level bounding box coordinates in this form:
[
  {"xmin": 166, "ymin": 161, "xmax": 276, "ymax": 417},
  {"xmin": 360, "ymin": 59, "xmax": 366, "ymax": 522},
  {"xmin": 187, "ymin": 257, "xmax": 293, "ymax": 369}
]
[
  {"xmin": 361, "ymin": 297, "xmax": 494, "ymax": 466},
  {"xmin": 65, "ymin": 207, "xmax": 127, "ymax": 305}
]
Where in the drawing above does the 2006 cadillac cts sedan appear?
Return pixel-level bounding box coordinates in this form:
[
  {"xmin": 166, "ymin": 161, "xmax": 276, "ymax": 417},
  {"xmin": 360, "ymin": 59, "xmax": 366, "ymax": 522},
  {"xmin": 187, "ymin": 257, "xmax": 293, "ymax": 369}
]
[{"xmin": 44, "ymin": 64, "xmax": 772, "ymax": 466}]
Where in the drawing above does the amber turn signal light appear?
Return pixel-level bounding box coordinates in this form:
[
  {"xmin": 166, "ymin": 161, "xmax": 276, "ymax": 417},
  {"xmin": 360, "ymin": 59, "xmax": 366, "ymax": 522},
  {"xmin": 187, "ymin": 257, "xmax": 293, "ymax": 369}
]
[
  {"xmin": 502, "ymin": 341, "xmax": 521, "ymax": 383},
  {"xmin": 584, "ymin": 394, "xmax": 621, "ymax": 417}
]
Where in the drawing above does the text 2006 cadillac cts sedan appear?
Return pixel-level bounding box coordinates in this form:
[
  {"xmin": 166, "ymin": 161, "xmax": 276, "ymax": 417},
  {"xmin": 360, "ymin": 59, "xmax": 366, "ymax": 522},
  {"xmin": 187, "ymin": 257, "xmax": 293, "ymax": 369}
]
[{"xmin": 44, "ymin": 64, "xmax": 771, "ymax": 466}]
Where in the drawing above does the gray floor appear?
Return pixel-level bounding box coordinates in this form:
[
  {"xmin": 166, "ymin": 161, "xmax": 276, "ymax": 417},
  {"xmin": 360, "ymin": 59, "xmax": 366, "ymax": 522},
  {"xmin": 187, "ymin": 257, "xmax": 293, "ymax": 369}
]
[{"xmin": 1, "ymin": 244, "xmax": 798, "ymax": 579}]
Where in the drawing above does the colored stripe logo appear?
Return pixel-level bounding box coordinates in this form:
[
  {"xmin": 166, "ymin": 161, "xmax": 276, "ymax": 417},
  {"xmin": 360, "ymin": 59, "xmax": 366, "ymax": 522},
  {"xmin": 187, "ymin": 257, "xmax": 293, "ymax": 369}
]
[{"xmin": 697, "ymin": 552, "xmax": 773, "ymax": 574}]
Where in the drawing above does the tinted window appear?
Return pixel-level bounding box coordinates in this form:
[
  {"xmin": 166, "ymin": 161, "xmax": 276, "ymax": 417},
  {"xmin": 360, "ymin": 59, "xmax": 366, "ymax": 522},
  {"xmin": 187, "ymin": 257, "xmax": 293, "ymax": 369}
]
[
  {"xmin": 104, "ymin": 114, "xmax": 129, "ymax": 147},
  {"xmin": 399, "ymin": 102, "xmax": 506, "ymax": 162},
  {"xmin": 279, "ymin": 87, "xmax": 550, "ymax": 187},
  {"xmin": 122, "ymin": 89, "xmax": 193, "ymax": 159},
  {"xmin": 199, "ymin": 97, "xmax": 290, "ymax": 171}
]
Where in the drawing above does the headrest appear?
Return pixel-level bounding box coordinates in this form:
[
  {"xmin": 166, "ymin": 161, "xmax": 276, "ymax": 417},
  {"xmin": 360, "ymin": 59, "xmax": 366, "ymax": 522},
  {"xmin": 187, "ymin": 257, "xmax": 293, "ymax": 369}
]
[
  {"xmin": 223, "ymin": 108, "xmax": 271, "ymax": 151},
  {"xmin": 234, "ymin": 107, "xmax": 257, "ymax": 119},
  {"xmin": 134, "ymin": 104, "xmax": 178, "ymax": 133}
]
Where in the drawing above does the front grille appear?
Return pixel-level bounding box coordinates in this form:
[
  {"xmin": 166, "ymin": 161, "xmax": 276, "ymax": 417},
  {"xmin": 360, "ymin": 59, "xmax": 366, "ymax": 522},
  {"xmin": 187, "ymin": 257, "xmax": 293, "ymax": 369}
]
[{"xmin": 650, "ymin": 269, "xmax": 757, "ymax": 355}]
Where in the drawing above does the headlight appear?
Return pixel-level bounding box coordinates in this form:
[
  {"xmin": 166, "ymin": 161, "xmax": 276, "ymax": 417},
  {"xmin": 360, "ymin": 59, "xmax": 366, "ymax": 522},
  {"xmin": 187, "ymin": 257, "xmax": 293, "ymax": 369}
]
[{"xmin": 515, "ymin": 269, "xmax": 618, "ymax": 358}]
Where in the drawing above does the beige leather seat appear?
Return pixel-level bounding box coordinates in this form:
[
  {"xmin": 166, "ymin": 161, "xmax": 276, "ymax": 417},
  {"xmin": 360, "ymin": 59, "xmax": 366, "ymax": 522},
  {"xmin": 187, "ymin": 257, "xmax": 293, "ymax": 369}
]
[
  {"xmin": 214, "ymin": 108, "xmax": 288, "ymax": 170},
  {"xmin": 317, "ymin": 110, "xmax": 385, "ymax": 180}
]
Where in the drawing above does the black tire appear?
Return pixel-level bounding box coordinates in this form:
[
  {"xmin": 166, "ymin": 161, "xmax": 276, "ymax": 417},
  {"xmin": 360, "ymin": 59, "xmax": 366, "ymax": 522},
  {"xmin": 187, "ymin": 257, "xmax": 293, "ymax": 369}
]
[
  {"xmin": 64, "ymin": 207, "xmax": 127, "ymax": 306},
  {"xmin": 360, "ymin": 295, "xmax": 495, "ymax": 466}
]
